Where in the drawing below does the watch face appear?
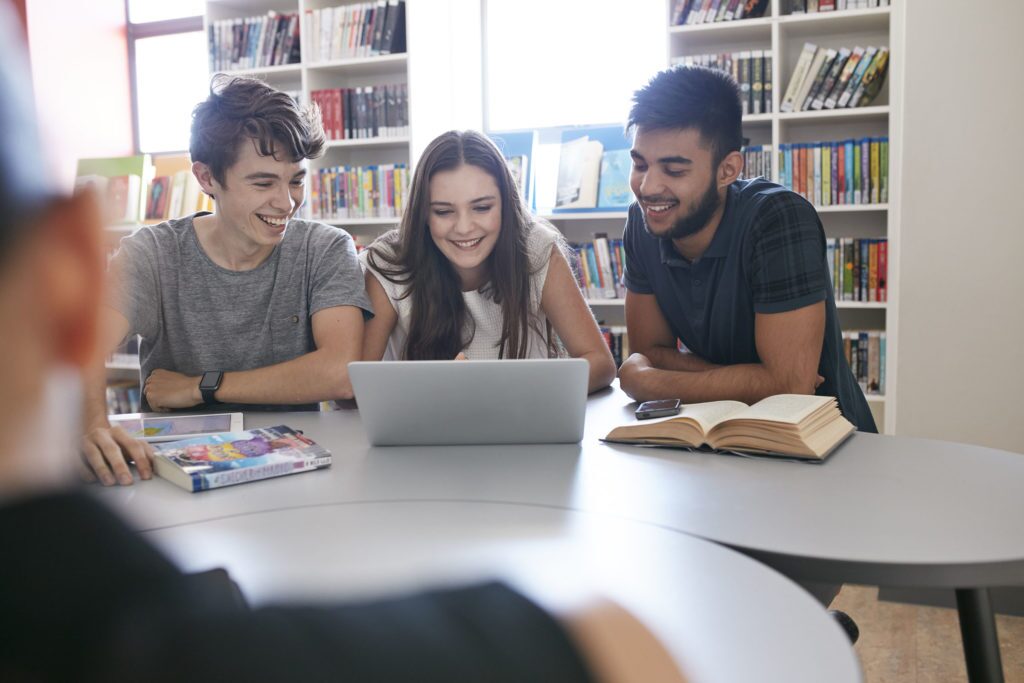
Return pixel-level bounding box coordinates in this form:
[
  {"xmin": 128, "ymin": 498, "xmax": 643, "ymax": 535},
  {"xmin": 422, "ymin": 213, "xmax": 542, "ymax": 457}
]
[{"xmin": 200, "ymin": 371, "xmax": 221, "ymax": 390}]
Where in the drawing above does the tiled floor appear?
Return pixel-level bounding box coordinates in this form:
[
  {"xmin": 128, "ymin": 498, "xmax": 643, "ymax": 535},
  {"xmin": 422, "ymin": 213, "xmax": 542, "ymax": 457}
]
[{"xmin": 831, "ymin": 585, "xmax": 1024, "ymax": 682}]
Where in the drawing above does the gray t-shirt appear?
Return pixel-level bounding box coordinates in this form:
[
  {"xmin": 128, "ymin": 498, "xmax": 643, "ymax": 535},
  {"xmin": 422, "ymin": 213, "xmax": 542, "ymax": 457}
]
[{"xmin": 108, "ymin": 213, "xmax": 372, "ymax": 409}]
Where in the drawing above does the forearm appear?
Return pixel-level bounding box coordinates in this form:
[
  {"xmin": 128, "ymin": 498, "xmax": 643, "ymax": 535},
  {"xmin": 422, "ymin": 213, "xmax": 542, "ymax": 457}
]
[
  {"xmin": 216, "ymin": 348, "xmax": 358, "ymax": 404},
  {"xmin": 643, "ymin": 346, "xmax": 719, "ymax": 373},
  {"xmin": 583, "ymin": 350, "xmax": 617, "ymax": 394},
  {"xmin": 627, "ymin": 362, "xmax": 813, "ymax": 404},
  {"xmin": 83, "ymin": 355, "xmax": 112, "ymax": 428}
]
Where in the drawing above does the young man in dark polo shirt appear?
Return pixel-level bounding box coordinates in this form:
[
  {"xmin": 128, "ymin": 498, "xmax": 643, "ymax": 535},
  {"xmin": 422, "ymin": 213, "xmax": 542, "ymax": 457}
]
[{"xmin": 618, "ymin": 65, "xmax": 875, "ymax": 433}]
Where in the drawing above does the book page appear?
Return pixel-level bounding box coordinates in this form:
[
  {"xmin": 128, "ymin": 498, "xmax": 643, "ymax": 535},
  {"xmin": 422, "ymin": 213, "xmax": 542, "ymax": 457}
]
[
  {"xmin": 729, "ymin": 394, "xmax": 834, "ymax": 426},
  {"xmin": 680, "ymin": 400, "xmax": 750, "ymax": 433},
  {"xmin": 603, "ymin": 401, "xmax": 745, "ymax": 447}
]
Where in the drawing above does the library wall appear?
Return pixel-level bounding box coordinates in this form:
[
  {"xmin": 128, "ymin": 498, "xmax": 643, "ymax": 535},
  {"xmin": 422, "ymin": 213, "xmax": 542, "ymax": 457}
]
[
  {"xmin": 24, "ymin": 0, "xmax": 133, "ymax": 190},
  {"xmin": 895, "ymin": 1, "xmax": 1024, "ymax": 453}
]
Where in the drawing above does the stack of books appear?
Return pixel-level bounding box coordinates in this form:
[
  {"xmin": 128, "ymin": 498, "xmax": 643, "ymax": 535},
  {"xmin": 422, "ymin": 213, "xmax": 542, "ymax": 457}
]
[
  {"xmin": 152, "ymin": 426, "xmax": 332, "ymax": 493},
  {"xmin": 781, "ymin": 44, "xmax": 889, "ymax": 112}
]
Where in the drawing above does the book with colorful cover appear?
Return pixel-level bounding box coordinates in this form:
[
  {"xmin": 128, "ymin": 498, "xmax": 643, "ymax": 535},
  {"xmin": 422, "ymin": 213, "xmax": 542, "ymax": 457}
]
[
  {"xmin": 597, "ymin": 148, "xmax": 633, "ymax": 209},
  {"xmin": 152, "ymin": 425, "xmax": 331, "ymax": 493}
]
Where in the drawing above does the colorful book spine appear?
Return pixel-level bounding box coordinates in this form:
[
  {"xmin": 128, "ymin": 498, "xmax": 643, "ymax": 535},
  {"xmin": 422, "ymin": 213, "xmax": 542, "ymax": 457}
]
[
  {"xmin": 841, "ymin": 330, "xmax": 885, "ymax": 395},
  {"xmin": 869, "ymin": 138, "xmax": 881, "ymax": 204}
]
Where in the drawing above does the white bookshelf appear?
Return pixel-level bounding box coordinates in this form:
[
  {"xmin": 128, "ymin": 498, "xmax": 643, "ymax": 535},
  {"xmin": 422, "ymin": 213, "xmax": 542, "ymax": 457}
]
[
  {"xmin": 538, "ymin": 211, "xmax": 629, "ymax": 222},
  {"xmin": 664, "ymin": 0, "xmax": 900, "ymax": 431},
  {"xmin": 205, "ymin": 0, "xmax": 411, "ymax": 236}
]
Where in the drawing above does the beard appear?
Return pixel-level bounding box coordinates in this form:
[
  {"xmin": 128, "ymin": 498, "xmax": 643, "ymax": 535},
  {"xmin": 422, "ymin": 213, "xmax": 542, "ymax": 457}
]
[{"xmin": 666, "ymin": 176, "xmax": 721, "ymax": 240}]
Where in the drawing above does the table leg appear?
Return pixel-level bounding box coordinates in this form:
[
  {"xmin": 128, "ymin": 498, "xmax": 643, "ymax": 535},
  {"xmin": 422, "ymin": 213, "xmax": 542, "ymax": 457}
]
[{"xmin": 956, "ymin": 588, "xmax": 1004, "ymax": 683}]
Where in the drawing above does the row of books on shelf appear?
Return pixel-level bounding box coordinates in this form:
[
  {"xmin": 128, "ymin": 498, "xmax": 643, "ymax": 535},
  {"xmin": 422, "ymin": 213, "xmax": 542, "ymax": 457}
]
[
  {"xmin": 844, "ymin": 329, "xmax": 885, "ymax": 395},
  {"xmin": 571, "ymin": 235, "xmax": 626, "ymax": 301},
  {"xmin": 311, "ymin": 84, "xmax": 409, "ymax": 140},
  {"xmin": 779, "ymin": 136, "xmax": 888, "ymax": 206},
  {"xmin": 208, "ymin": 11, "xmax": 300, "ymax": 72},
  {"xmin": 742, "ymin": 144, "xmax": 773, "ymax": 180},
  {"xmin": 146, "ymin": 171, "xmax": 214, "ymax": 222},
  {"xmin": 309, "ymin": 164, "xmax": 409, "ymax": 221},
  {"xmin": 782, "ymin": 44, "xmax": 889, "ymax": 112},
  {"xmin": 600, "ymin": 326, "xmax": 629, "ymax": 367},
  {"xmin": 792, "ymin": 0, "xmax": 890, "ymax": 12},
  {"xmin": 671, "ymin": 0, "xmax": 768, "ymax": 26},
  {"xmin": 827, "ymin": 238, "xmax": 887, "ymax": 303},
  {"xmin": 107, "ymin": 382, "xmax": 141, "ymax": 415},
  {"xmin": 671, "ymin": 51, "xmax": 772, "ymax": 115},
  {"xmin": 304, "ymin": 0, "xmax": 406, "ymax": 62}
]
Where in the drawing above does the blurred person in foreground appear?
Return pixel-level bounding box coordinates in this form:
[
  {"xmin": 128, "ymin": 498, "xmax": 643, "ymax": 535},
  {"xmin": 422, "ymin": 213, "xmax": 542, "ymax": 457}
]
[{"xmin": 0, "ymin": 4, "xmax": 684, "ymax": 681}]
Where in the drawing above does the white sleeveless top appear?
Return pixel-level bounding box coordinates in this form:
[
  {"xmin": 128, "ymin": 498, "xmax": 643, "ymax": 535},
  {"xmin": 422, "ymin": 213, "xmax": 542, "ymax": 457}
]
[{"xmin": 361, "ymin": 220, "xmax": 562, "ymax": 360}]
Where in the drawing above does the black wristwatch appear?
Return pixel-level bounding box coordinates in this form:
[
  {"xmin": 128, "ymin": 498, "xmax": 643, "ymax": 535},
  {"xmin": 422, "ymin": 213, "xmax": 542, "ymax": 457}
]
[{"xmin": 199, "ymin": 371, "xmax": 224, "ymax": 405}]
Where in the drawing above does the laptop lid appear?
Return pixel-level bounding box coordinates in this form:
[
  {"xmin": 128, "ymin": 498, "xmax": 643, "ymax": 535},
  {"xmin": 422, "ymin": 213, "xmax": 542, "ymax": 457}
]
[{"xmin": 349, "ymin": 359, "xmax": 589, "ymax": 446}]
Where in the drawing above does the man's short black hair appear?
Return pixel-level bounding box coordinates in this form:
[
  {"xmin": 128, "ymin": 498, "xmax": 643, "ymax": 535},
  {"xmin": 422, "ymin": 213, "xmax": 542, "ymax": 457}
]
[{"xmin": 627, "ymin": 65, "xmax": 744, "ymax": 167}]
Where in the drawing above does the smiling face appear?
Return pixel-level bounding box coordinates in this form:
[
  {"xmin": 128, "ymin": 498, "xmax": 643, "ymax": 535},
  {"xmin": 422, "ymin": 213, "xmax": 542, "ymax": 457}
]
[
  {"xmin": 427, "ymin": 163, "xmax": 503, "ymax": 291},
  {"xmin": 198, "ymin": 138, "xmax": 307, "ymax": 248},
  {"xmin": 629, "ymin": 126, "xmax": 723, "ymax": 240}
]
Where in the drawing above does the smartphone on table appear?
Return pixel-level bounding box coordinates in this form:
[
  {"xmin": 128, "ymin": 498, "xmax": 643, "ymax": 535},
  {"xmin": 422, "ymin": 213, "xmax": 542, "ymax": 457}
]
[{"xmin": 635, "ymin": 399, "xmax": 682, "ymax": 420}]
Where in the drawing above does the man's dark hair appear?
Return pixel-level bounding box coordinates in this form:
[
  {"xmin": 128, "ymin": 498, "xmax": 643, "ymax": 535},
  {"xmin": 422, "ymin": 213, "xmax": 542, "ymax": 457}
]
[
  {"xmin": 627, "ymin": 65, "xmax": 744, "ymax": 167},
  {"xmin": 189, "ymin": 75, "xmax": 326, "ymax": 187}
]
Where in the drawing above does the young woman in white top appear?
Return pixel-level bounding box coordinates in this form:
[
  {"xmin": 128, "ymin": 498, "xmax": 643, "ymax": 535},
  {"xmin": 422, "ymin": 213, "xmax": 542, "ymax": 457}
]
[{"xmin": 361, "ymin": 130, "xmax": 616, "ymax": 393}]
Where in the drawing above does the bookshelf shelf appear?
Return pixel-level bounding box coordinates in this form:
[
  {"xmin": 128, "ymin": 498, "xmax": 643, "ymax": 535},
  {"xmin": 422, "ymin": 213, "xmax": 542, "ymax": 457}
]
[
  {"xmin": 743, "ymin": 113, "xmax": 774, "ymax": 124},
  {"xmin": 815, "ymin": 203, "xmax": 888, "ymax": 213},
  {"xmin": 105, "ymin": 224, "xmax": 138, "ymax": 235},
  {"xmin": 540, "ymin": 212, "xmax": 629, "ymax": 221},
  {"xmin": 586, "ymin": 299, "xmax": 625, "ymax": 307},
  {"xmin": 105, "ymin": 361, "xmax": 140, "ymax": 371},
  {"xmin": 777, "ymin": 105, "xmax": 889, "ymax": 123},
  {"xmin": 324, "ymin": 217, "xmax": 400, "ymax": 227},
  {"xmin": 306, "ymin": 53, "xmax": 408, "ymax": 76},
  {"xmin": 778, "ymin": 6, "xmax": 891, "ymax": 36},
  {"xmin": 668, "ymin": 17, "xmax": 773, "ymax": 39},
  {"xmin": 218, "ymin": 63, "xmax": 303, "ymax": 77},
  {"xmin": 835, "ymin": 301, "xmax": 886, "ymax": 309},
  {"xmin": 324, "ymin": 136, "xmax": 411, "ymax": 149},
  {"xmin": 865, "ymin": 393, "xmax": 886, "ymax": 403}
]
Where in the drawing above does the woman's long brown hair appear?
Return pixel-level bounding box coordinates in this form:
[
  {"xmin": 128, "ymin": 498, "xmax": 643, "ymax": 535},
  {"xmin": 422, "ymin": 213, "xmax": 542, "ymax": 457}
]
[{"xmin": 366, "ymin": 130, "xmax": 544, "ymax": 360}]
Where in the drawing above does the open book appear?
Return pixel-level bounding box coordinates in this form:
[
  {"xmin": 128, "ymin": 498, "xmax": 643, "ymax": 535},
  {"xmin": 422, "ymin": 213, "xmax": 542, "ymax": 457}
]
[{"xmin": 603, "ymin": 395, "xmax": 855, "ymax": 461}]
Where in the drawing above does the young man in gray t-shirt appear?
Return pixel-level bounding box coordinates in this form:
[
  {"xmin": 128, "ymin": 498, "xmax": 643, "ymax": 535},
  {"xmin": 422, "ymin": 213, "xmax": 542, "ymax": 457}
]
[{"xmin": 81, "ymin": 76, "xmax": 373, "ymax": 487}]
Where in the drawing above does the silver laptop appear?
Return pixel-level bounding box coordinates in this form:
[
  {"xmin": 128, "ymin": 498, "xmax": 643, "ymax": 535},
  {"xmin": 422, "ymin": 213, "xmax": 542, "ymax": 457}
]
[{"xmin": 349, "ymin": 359, "xmax": 589, "ymax": 446}]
